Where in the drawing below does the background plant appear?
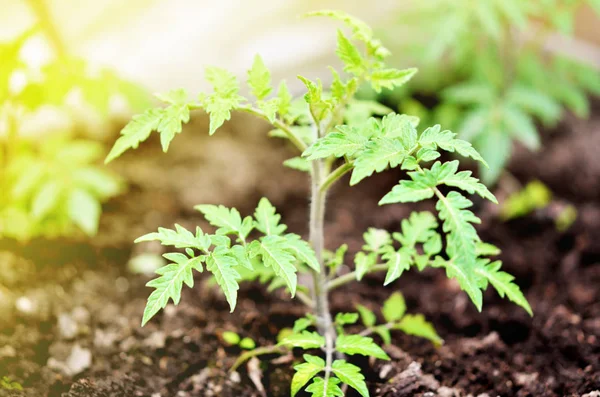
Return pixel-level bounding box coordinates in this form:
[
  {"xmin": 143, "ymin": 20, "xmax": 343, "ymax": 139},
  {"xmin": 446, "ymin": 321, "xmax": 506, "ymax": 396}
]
[
  {"xmin": 107, "ymin": 10, "xmax": 531, "ymax": 396},
  {"xmin": 0, "ymin": 1, "xmax": 149, "ymax": 240},
  {"xmin": 380, "ymin": 0, "xmax": 600, "ymax": 184}
]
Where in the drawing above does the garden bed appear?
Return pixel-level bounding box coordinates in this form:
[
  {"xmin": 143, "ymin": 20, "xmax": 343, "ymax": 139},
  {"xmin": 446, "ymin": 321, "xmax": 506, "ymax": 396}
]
[{"xmin": 1, "ymin": 104, "xmax": 599, "ymax": 397}]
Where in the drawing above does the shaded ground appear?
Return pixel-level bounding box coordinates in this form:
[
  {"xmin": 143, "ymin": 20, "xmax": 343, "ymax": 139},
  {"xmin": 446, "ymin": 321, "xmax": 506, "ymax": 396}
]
[{"xmin": 1, "ymin": 105, "xmax": 599, "ymax": 396}]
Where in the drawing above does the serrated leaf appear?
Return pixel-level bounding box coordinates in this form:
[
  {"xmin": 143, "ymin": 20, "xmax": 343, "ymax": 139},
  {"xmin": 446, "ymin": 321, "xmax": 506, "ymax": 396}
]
[
  {"xmin": 282, "ymin": 233, "xmax": 320, "ymax": 272},
  {"xmin": 258, "ymin": 98, "xmax": 280, "ymax": 123},
  {"xmin": 382, "ymin": 291, "xmax": 406, "ymax": 322},
  {"xmin": 395, "ymin": 314, "xmax": 443, "ymax": 345},
  {"xmin": 277, "ymin": 80, "xmax": 293, "ymax": 117},
  {"xmin": 394, "ymin": 211, "xmax": 438, "ymax": 248},
  {"xmin": 135, "ymin": 224, "xmax": 210, "ymax": 251},
  {"xmin": 419, "ymin": 124, "xmax": 487, "ymax": 166},
  {"xmin": 369, "ymin": 68, "xmax": 417, "ymax": 92},
  {"xmin": 67, "ymin": 188, "xmax": 101, "ymax": 236},
  {"xmin": 105, "ymin": 108, "xmax": 163, "ymax": 163},
  {"xmin": 195, "ymin": 204, "xmax": 252, "ymax": 240},
  {"xmin": 335, "ymin": 334, "xmax": 390, "ymax": 360},
  {"xmin": 204, "ymin": 67, "xmax": 243, "ymax": 135},
  {"xmin": 278, "ymin": 331, "xmax": 325, "ymax": 349},
  {"xmin": 247, "ymin": 55, "xmax": 272, "ymax": 100},
  {"xmin": 303, "ymin": 125, "xmax": 368, "ymax": 160},
  {"xmin": 437, "ymin": 256, "xmax": 483, "ymax": 311},
  {"xmin": 206, "ymin": 247, "xmax": 241, "ymax": 312},
  {"xmin": 355, "ymin": 251, "xmax": 377, "ymax": 281},
  {"xmin": 503, "ymin": 105, "xmax": 540, "ymax": 150},
  {"xmin": 336, "ymin": 30, "xmax": 365, "ymax": 76},
  {"xmin": 250, "ymin": 236, "xmax": 297, "ymax": 296},
  {"xmin": 142, "ymin": 253, "xmax": 204, "ymax": 326},
  {"xmin": 305, "ymin": 376, "xmax": 343, "ymax": 397},
  {"xmin": 292, "ymin": 354, "xmax": 325, "ymax": 396},
  {"xmin": 363, "ymin": 228, "xmax": 392, "ymax": 252},
  {"xmin": 476, "ymin": 128, "xmax": 511, "ymax": 185},
  {"xmin": 382, "ymin": 247, "xmax": 412, "ymax": 285},
  {"xmin": 331, "ymin": 360, "xmax": 369, "ymax": 397},
  {"xmin": 254, "ymin": 197, "xmax": 287, "ymax": 236},
  {"xmin": 475, "ymin": 260, "xmax": 532, "ymax": 315},
  {"xmin": 297, "ymin": 75, "xmax": 333, "ymax": 122},
  {"xmin": 356, "ymin": 304, "xmax": 376, "ymax": 327},
  {"xmin": 231, "ymin": 244, "xmax": 253, "ymax": 270},
  {"xmin": 351, "ymin": 138, "xmax": 409, "ymax": 185},
  {"xmin": 335, "ymin": 312, "xmax": 359, "ymax": 326}
]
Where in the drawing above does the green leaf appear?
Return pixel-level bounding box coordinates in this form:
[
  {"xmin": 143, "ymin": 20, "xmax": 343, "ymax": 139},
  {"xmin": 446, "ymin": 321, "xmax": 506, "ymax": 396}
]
[
  {"xmin": 292, "ymin": 355, "xmax": 325, "ymax": 396},
  {"xmin": 351, "ymin": 138, "xmax": 409, "ymax": 185},
  {"xmin": 356, "ymin": 304, "xmax": 376, "ymax": 327},
  {"xmin": 277, "ymin": 80, "xmax": 293, "ymax": 117},
  {"xmin": 354, "ymin": 251, "xmax": 377, "ymax": 281},
  {"xmin": 395, "ymin": 314, "xmax": 443, "ymax": 345},
  {"xmin": 206, "ymin": 247, "xmax": 241, "ymax": 312},
  {"xmin": 506, "ymin": 84, "xmax": 561, "ymax": 125},
  {"xmin": 195, "ymin": 204, "xmax": 252, "ymax": 240},
  {"xmin": 239, "ymin": 337, "xmax": 256, "ymax": 350},
  {"xmin": 282, "ymin": 233, "xmax": 320, "ymax": 272},
  {"xmin": 254, "ymin": 197, "xmax": 287, "ymax": 236},
  {"xmin": 369, "ymin": 68, "xmax": 417, "ymax": 92},
  {"xmin": 335, "ymin": 312, "xmax": 359, "ymax": 326},
  {"xmin": 437, "ymin": 256, "xmax": 483, "ymax": 312},
  {"xmin": 303, "ymin": 125, "xmax": 368, "ymax": 160},
  {"xmin": 362, "ymin": 228, "xmax": 392, "ymax": 253},
  {"xmin": 258, "ymin": 98, "xmax": 280, "ymax": 123},
  {"xmin": 247, "ymin": 55, "xmax": 272, "ymax": 100},
  {"xmin": 67, "ymin": 188, "xmax": 101, "ymax": 236},
  {"xmin": 382, "ymin": 247, "xmax": 412, "ymax": 285},
  {"xmin": 284, "ymin": 156, "xmax": 311, "ymax": 173},
  {"xmin": 374, "ymin": 325, "xmax": 392, "ymax": 345},
  {"xmin": 331, "ymin": 360, "xmax": 369, "ymax": 397},
  {"xmin": 306, "ymin": 10, "xmax": 373, "ymax": 43},
  {"xmin": 475, "ymin": 260, "xmax": 532, "ymax": 315},
  {"xmin": 419, "ymin": 124, "xmax": 488, "ymax": 166},
  {"xmin": 157, "ymin": 104, "xmax": 191, "ymax": 152},
  {"xmin": 293, "ymin": 317, "xmax": 313, "ymax": 333},
  {"xmin": 336, "ymin": 30, "xmax": 365, "ymax": 76},
  {"xmin": 105, "ymin": 108, "xmax": 162, "ymax": 163},
  {"xmin": 222, "ymin": 331, "xmax": 240, "ymax": 345},
  {"xmin": 249, "ymin": 236, "xmax": 297, "ymax": 296},
  {"xmin": 231, "ymin": 244, "xmax": 253, "ymax": 270},
  {"xmin": 382, "ymin": 291, "xmax": 406, "ymax": 322},
  {"xmin": 476, "ymin": 128, "xmax": 511, "ymax": 185},
  {"xmin": 135, "ymin": 224, "xmax": 210, "ymax": 251},
  {"xmin": 335, "ymin": 334, "xmax": 390, "ymax": 360},
  {"xmin": 142, "ymin": 252, "xmax": 204, "ymax": 326},
  {"xmin": 380, "ymin": 161, "xmax": 496, "ymax": 205},
  {"xmin": 393, "ymin": 211, "xmax": 438, "ymax": 248},
  {"xmin": 204, "ymin": 67, "xmax": 243, "ymax": 135},
  {"xmin": 305, "ymin": 376, "xmax": 343, "ymax": 397},
  {"xmin": 31, "ymin": 181, "xmax": 62, "ymax": 219},
  {"xmin": 503, "ymin": 105, "xmax": 540, "ymax": 150},
  {"xmin": 278, "ymin": 331, "xmax": 325, "ymax": 349},
  {"xmin": 297, "ymin": 75, "xmax": 333, "ymax": 122}
]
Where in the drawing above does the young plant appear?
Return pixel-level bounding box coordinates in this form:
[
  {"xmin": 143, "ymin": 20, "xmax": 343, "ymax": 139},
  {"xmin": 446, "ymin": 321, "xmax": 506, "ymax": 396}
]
[
  {"xmin": 0, "ymin": 12, "xmax": 148, "ymax": 240},
  {"xmin": 108, "ymin": 10, "xmax": 531, "ymax": 396},
  {"xmin": 386, "ymin": 0, "xmax": 600, "ymax": 184}
]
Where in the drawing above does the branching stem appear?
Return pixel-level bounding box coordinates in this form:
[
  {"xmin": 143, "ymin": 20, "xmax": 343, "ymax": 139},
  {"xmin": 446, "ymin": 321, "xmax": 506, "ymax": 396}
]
[
  {"xmin": 326, "ymin": 264, "xmax": 389, "ymax": 291},
  {"xmin": 320, "ymin": 161, "xmax": 353, "ymax": 192},
  {"xmin": 237, "ymin": 106, "xmax": 307, "ymax": 152}
]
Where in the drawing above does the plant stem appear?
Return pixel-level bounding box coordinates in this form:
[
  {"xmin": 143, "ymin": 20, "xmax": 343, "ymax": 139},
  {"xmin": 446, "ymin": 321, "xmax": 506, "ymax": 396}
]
[
  {"xmin": 230, "ymin": 345, "xmax": 286, "ymax": 372},
  {"xmin": 295, "ymin": 290, "xmax": 314, "ymax": 308},
  {"xmin": 320, "ymin": 161, "xmax": 353, "ymax": 192},
  {"xmin": 326, "ymin": 264, "xmax": 389, "ymax": 291},
  {"xmin": 236, "ymin": 106, "xmax": 307, "ymax": 152},
  {"xmin": 359, "ymin": 321, "xmax": 395, "ymax": 337},
  {"xmin": 25, "ymin": 0, "xmax": 67, "ymax": 57}
]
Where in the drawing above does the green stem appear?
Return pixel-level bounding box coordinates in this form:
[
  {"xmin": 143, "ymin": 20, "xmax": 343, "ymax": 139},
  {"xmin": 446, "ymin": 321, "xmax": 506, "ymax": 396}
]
[
  {"xmin": 320, "ymin": 161, "xmax": 353, "ymax": 192},
  {"xmin": 326, "ymin": 264, "xmax": 388, "ymax": 291},
  {"xmin": 295, "ymin": 290, "xmax": 314, "ymax": 308},
  {"xmin": 230, "ymin": 345, "xmax": 286, "ymax": 372},
  {"xmin": 25, "ymin": 0, "xmax": 67, "ymax": 57},
  {"xmin": 237, "ymin": 106, "xmax": 307, "ymax": 152}
]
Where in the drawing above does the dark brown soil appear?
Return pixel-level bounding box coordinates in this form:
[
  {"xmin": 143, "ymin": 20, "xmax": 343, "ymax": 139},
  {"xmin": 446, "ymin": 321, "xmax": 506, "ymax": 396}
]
[{"xmin": 1, "ymin": 105, "xmax": 599, "ymax": 397}]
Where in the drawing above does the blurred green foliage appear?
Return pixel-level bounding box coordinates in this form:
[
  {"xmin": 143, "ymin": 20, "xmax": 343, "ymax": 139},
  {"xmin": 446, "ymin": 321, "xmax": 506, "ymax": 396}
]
[
  {"xmin": 382, "ymin": 0, "xmax": 600, "ymax": 184},
  {"xmin": 0, "ymin": 26, "xmax": 149, "ymax": 240}
]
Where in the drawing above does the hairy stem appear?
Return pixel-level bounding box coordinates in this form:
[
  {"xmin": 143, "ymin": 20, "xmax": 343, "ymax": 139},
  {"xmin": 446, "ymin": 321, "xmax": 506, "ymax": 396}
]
[
  {"xmin": 237, "ymin": 106, "xmax": 307, "ymax": 152},
  {"xmin": 320, "ymin": 161, "xmax": 353, "ymax": 192}
]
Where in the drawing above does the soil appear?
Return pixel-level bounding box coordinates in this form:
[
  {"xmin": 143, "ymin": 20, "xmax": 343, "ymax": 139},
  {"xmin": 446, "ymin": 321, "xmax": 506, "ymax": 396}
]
[{"xmin": 1, "ymin": 104, "xmax": 599, "ymax": 397}]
